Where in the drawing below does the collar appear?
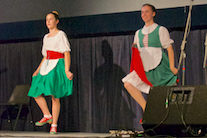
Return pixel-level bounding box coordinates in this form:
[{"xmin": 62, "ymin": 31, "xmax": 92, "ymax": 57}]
[{"xmin": 142, "ymin": 23, "xmax": 158, "ymax": 34}]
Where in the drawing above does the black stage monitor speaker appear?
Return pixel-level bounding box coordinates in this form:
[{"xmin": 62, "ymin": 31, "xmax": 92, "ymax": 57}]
[{"xmin": 143, "ymin": 85, "xmax": 207, "ymax": 125}]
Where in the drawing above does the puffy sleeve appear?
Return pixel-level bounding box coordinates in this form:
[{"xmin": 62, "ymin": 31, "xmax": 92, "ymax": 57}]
[
  {"xmin": 133, "ymin": 30, "xmax": 141, "ymax": 50},
  {"xmin": 58, "ymin": 31, "xmax": 71, "ymax": 53},
  {"xmin": 159, "ymin": 26, "xmax": 174, "ymax": 49},
  {"xmin": 41, "ymin": 35, "xmax": 47, "ymax": 57}
]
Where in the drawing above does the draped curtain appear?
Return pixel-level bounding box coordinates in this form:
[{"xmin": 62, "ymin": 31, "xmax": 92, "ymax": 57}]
[{"xmin": 0, "ymin": 29, "xmax": 207, "ymax": 132}]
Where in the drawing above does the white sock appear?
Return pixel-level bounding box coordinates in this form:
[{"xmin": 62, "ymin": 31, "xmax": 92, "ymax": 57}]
[
  {"xmin": 44, "ymin": 115, "xmax": 52, "ymax": 118},
  {"xmin": 51, "ymin": 124, "xmax": 57, "ymax": 127}
]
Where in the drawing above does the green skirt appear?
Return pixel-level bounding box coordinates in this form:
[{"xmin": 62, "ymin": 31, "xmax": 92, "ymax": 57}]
[
  {"xmin": 28, "ymin": 59, "xmax": 73, "ymax": 98},
  {"xmin": 145, "ymin": 51, "xmax": 177, "ymax": 86}
]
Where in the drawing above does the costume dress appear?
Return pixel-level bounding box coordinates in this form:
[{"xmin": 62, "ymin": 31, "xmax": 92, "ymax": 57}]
[
  {"xmin": 122, "ymin": 23, "xmax": 177, "ymax": 94},
  {"xmin": 28, "ymin": 30, "xmax": 73, "ymax": 98}
]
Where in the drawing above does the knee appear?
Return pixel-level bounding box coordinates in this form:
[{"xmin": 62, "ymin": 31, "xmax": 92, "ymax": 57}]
[
  {"xmin": 52, "ymin": 97, "xmax": 60, "ymax": 103},
  {"xmin": 124, "ymin": 82, "xmax": 132, "ymax": 90},
  {"xmin": 34, "ymin": 95, "xmax": 43, "ymax": 100}
]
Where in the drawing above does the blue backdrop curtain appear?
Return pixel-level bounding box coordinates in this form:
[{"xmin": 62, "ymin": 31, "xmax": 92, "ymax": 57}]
[{"xmin": 0, "ymin": 29, "xmax": 207, "ymax": 132}]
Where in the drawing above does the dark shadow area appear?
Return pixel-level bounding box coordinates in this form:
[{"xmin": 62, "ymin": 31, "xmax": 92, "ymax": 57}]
[
  {"xmin": 93, "ymin": 40, "xmax": 134, "ymax": 132},
  {"xmin": 0, "ymin": 105, "xmax": 29, "ymax": 130},
  {"xmin": 0, "ymin": 68, "xmax": 7, "ymax": 75}
]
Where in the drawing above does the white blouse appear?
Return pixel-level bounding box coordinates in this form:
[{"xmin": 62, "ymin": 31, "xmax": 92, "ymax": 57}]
[
  {"xmin": 133, "ymin": 23, "xmax": 174, "ymax": 72},
  {"xmin": 42, "ymin": 30, "xmax": 71, "ymax": 56},
  {"xmin": 40, "ymin": 30, "xmax": 71, "ymax": 75}
]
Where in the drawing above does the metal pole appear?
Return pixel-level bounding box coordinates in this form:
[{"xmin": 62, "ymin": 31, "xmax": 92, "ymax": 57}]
[
  {"xmin": 178, "ymin": 0, "xmax": 194, "ymax": 70},
  {"xmin": 177, "ymin": 0, "xmax": 194, "ymax": 86},
  {"xmin": 203, "ymin": 33, "xmax": 207, "ymax": 68},
  {"xmin": 182, "ymin": 52, "xmax": 186, "ymax": 86},
  {"xmin": 203, "ymin": 33, "xmax": 207, "ymax": 84}
]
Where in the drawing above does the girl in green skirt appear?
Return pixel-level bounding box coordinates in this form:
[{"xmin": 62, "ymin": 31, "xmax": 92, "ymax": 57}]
[
  {"xmin": 123, "ymin": 4, "xmax": 178, "ymax": 116},
  {"xmin": 28, "ymin": 11, "xmax": 73, "ymax": 134}
]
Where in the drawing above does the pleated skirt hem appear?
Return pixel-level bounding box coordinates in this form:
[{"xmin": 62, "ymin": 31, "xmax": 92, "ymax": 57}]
[{"xmin": 28, "ymin": 59, "xmax": 73, "ymax": 98}]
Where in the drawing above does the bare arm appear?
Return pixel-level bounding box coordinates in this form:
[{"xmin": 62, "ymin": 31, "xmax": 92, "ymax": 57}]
[
  {"xmin": 33, "ymin": 57, "xmax": 46, "ymax": 76},
  {"xmin": 167, "ymin": 46, "xmax": 178, "ymax": 75},
  {"xmin": 64, "ymin": 51, "xmax": 73, "ymax": 80}
]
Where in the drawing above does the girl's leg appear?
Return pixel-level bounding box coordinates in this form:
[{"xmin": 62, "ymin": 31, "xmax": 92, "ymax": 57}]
[
  {"xmin": 124, "ymin": 82, "xmax": 146, "ymax": 111},
  {"xmin": 34, "ymin": 95, "xmax": 51, "ymax": 115},
  {"xmin": 34, "ymin": 95, "xmax": 52, "ymax": 126},
  {"xmin": 49, "ymin": 96, "xmax": 60, "ymax": 134},
  {"xmin": 51, "ymin": 96, "xmax": 60, "ymax": 125}
]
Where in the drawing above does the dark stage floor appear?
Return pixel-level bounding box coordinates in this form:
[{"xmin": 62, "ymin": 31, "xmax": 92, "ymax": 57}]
[
  {"xmin": 0, "ymin": 131, "xmax": 111, "ymax": 138},
  {"xmin": 1, "ymin": 131, "xmax": 207, "ymax": 138}
]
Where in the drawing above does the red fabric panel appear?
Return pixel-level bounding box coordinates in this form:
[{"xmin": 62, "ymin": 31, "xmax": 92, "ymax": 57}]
[
  {"xmin": 46, "ymin": 50, "xmax": 64, "ymax": 59},
  {"xmin": 130, "ymin": 47, "xmax": 153, "ymax": 86}
]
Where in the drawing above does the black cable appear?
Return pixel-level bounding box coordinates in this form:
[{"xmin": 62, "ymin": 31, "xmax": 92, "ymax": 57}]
[
  {"xmin": 144, "ymin": 86, "xmax": 175, "ymax": 135},
  {"xmin": 144, "ymin": 107, "xmax": 170, "ymax": 134},
  {"xmin": 175, "ymin": 92, "xmax": 201, "ymax": 137}
]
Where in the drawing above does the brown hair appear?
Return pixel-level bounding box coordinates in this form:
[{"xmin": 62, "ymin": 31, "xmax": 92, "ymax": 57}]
[
  {"xmin": 50, "ymin": 11, "xmax": 59, "ymax": 20},
  {"xmin": 142, "ymin": 3, "xmax": 156, "ymax": 13}
]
